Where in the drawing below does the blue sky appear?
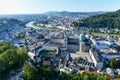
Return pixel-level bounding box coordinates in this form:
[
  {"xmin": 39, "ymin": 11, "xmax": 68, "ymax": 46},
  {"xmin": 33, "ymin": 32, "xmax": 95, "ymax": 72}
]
[{"xmin": 0, "ymin": 0, "xmax": 120, "ymax": 14}]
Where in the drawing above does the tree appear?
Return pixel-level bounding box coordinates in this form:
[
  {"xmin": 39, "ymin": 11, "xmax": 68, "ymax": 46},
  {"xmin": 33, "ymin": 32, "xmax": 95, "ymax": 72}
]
[
  {"xmin": 23, "ymin": 64, "xmax": 58, "ymax": 80},
  {"xmin": 60, "ymin": 72, "xmax": 72, "ymax": 80},
  {"xmin": 109, "ymin": 58, "xmax": 119, "ymax": 69},
  {"xmin": 0, "ymin": 42, "xmax": 28, "ymax": 79},
  {"xmin": 23, "ymin": 64, "xmax": 39, "ymax": 80}
]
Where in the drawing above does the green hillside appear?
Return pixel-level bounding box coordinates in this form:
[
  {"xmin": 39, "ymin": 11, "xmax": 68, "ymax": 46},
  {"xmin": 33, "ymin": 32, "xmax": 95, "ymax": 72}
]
[{"xmin": 71, "ymin": 9, "xmax": 120, "ymax": 29}]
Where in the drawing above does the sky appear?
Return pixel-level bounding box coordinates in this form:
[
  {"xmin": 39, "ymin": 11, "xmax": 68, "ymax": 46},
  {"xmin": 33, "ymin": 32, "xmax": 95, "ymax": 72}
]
[{"xmin": 0, "ymin": 0, "xmax": 120, "ymax": 14}]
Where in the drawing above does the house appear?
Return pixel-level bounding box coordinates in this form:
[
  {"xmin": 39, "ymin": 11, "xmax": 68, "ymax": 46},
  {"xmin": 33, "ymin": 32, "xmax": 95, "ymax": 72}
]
[{"xmin": 89, "ymin": 49, "xmax": 103, "ymax": 70}]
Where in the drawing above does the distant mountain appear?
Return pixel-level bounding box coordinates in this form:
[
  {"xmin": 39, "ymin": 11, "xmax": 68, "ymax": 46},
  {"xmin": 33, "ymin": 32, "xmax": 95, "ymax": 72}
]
[
  {"xmin": 42, "ymin": 11, "xmax": 106, "ymax": 17},
  {"xmin": 43, "ymin": 11, "xmax": 59, "ymax": 15},
  {"xmin": 71, "ymin": 9, "xmax": 120, "ymax": 29}
]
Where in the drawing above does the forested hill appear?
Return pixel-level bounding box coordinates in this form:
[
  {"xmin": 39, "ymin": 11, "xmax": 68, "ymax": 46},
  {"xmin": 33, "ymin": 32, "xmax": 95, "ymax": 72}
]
[
  {"xmin": 71, "ymin": 9, "xmax": 120, "ymax": 29},
  {"xmin": 0, "ymin": 18, "xmax": 25, "ymax": 32}
]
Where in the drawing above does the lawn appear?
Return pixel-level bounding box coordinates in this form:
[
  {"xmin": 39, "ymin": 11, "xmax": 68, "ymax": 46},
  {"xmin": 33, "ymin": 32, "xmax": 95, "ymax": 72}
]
[
  {"xmin": 40, "ymin": 49, "xmax": 57, "ymax": 55},
  {"xmin": 91, "ymin": 31, "xmax": 120, "ymax": 39}
]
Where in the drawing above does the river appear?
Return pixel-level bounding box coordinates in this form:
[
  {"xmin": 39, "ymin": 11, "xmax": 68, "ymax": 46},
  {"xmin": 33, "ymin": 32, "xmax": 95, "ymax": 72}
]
[{"xmin": 25, "ymin": 21, "xmax": 41, "ymax": 29}]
